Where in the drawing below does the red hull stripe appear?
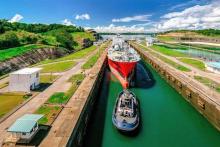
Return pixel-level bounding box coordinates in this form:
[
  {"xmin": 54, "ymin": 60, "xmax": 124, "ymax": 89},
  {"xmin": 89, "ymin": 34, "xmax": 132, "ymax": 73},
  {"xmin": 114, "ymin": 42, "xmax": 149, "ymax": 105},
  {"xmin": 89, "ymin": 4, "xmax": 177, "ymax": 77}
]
[
  {"xmin": 108, "ymin": 59, "xmax": 137, "ymax": 78},
  {"xmin": 109, "ymin": 66, "xmax": 129, "ymax": 89}
]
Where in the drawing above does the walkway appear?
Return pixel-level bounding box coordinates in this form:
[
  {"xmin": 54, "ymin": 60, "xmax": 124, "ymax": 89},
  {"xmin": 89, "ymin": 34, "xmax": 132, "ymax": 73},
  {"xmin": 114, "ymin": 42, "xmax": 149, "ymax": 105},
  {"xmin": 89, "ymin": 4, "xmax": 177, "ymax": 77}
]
[
  {"xmin": 137, "ymin": 43, "xmax": 220, "ymax": 103},
  {"xmin": 0, "ymin": 47, "xmax": 99, "ymax": 145},
  {"xmin": 138, "ymin": 43, "xmax": 220, "ymax": 82}
]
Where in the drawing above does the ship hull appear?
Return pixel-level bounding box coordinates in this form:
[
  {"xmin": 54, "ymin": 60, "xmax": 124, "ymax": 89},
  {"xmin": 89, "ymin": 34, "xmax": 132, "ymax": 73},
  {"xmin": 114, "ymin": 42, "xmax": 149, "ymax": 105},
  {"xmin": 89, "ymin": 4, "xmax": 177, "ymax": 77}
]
[{"xmin": 108, "ymin": 58, "xmax": 137, "ymax": 88}]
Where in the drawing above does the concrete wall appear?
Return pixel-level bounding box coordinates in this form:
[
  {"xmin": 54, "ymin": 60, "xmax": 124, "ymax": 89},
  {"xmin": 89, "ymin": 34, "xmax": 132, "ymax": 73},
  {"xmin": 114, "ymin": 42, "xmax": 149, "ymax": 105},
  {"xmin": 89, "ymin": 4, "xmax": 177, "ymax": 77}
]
[
  {"xmin": 66, "ymin": 53, "xmax": 107, "ymax": 147},
  {"xmin": 131, "ymin": 43, "xmax": 220, "ymax": 132}
]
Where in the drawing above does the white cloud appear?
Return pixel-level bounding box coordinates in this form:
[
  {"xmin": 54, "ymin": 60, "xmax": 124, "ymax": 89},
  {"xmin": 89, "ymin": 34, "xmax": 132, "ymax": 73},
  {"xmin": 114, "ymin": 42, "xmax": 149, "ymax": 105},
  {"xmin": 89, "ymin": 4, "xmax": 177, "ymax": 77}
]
[
  {"xmin": 62, "ymin": 19, "xmax": 75, "ymax": 26},
  {"xmin": 112, "ymin": 15, "xmax": 151, "ymax": 22},
  {"xmin": 75, "ymin": 13, "xmax": 90, "ymax": 20},
  {"xmin": 87, "ymin": 1, "xmax": 220, "ymax": 33},
  {"xmin": 169, "ymin": 0, "xmax": 208, "ymax": 11},
  {"xmin": 8, "ymin": 14, "xmax": 23, "ymax": 23},
  {"xmin": 157, "ymin": 1, "xmax": 220, "ymax": 31},
  {"xmin": 88, "ymin": 24, "xmax": 149, "ymax": 33}
]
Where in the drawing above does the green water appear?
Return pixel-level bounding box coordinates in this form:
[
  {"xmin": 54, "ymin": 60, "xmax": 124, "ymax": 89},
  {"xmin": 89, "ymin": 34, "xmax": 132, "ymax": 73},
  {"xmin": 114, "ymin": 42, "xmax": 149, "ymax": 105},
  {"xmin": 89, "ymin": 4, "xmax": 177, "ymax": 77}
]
[{"xmin": 84, "ymin": 61, "xmax": 220, "ymax": 147}]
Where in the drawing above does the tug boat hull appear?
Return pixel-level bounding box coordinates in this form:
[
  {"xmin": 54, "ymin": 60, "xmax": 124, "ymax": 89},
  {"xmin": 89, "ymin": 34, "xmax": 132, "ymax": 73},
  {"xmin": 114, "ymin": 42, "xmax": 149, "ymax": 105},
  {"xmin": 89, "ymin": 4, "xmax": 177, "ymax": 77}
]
[{"xmin": 112, "ymin": 90, "xmax": 140, "ymax": 132}]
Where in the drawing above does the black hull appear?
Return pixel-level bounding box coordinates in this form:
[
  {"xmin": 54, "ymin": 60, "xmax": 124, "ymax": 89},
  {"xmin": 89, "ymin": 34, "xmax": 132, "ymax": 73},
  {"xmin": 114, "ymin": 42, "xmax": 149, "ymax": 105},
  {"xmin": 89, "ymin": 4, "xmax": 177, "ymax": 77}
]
[{"xmin": 112, "ymin": 91, "xmax": 140, "ymax": 132}]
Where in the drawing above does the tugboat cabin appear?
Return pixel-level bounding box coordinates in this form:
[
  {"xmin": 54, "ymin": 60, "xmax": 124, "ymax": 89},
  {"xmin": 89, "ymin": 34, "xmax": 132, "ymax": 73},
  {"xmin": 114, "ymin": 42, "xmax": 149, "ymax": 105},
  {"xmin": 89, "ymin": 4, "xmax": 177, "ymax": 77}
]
[{"xmin": 7, "ymin": 114, "xmax": 43, "ymax": 144}]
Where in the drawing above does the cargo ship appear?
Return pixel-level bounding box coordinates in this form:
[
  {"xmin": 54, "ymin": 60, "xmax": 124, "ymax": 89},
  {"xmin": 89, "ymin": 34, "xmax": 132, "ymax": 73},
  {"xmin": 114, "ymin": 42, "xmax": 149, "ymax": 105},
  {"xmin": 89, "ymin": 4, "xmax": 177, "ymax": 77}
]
[{"xmin": 108, "ymin": 36, "xmax": 140, "ymax": 88}]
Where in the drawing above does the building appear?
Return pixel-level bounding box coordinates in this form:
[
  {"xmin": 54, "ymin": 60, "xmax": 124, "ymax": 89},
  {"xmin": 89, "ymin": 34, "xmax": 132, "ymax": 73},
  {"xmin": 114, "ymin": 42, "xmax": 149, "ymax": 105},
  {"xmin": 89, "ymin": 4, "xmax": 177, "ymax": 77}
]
[
  {"xmin": 7, "ymin": 114, "xmax": 44, "ymax": 144},
  {"xmin": 9, "ymin": 68, "xmax": 42, "ymax": 92},
  {"xmin": 206, "ymin": 62, "xmax": 220, "ymax": 74},
  {"xmin": 146, "ymin": 37, "xmax": 154, "ymax": 46}
]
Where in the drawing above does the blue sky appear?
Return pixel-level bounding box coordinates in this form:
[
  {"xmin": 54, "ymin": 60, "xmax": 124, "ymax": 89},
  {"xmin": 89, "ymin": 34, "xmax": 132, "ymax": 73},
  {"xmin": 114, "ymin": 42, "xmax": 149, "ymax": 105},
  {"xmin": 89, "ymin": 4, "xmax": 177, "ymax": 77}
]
[{"xmin": 0, "ymin": 0, "xmax": 219, "ymax": 32}]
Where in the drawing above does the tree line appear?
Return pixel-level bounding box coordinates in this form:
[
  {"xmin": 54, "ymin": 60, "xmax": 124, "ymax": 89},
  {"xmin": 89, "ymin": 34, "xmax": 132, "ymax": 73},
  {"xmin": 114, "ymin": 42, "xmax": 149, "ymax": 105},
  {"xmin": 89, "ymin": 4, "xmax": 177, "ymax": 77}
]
[
  {"xmin": 0, "ymin": 19, "xmax": 85, "ymax": 50},
  {"xmin": 0, "ymin": 19, "xmax": 84, "ymax": 34}
]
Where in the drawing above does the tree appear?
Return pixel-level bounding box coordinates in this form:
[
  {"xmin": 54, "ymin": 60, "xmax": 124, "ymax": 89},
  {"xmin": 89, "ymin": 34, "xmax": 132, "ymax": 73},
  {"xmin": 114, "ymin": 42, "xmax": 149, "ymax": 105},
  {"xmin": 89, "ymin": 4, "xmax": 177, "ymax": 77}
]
[
  {"xmin": 55, "ymin": 29, "xmax": 75, "ymax": 50},
  {"xmin": 0, "ymin": 31, "xmax": 19, "ymax": 49}
]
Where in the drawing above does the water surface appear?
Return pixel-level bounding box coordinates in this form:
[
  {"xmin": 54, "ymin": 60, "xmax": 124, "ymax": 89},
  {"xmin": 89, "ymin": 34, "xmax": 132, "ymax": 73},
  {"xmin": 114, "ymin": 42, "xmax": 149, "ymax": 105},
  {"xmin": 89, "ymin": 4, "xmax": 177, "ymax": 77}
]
[{"xmin": 84, "ymin": 61, "xmax": 220, "ymax": 147}]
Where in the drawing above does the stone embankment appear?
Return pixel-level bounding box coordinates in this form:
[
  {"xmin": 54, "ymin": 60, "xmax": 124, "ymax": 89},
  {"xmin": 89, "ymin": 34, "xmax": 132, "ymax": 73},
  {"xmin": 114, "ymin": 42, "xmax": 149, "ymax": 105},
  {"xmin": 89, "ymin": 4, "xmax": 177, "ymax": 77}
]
[
  {"xmin": 0, "ymin": 48, "xmax": 68, "ymax": 76},
  {"xmin": 131, "ymin": 43, "xmax": 220, "ymax": 132},
  {"xmin": 40, "ymin": 50, "xmax": 107, "ymax": 147}
]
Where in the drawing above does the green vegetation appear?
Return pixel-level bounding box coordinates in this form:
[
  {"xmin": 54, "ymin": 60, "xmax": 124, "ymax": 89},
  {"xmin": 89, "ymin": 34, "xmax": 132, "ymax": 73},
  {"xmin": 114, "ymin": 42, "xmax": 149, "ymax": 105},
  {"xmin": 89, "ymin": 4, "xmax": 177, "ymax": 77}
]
[
  {"xmin": 130, "ymin": 41, "xmax": 190, "ymax": 72},
  {"xmin": 46, "ymin": 74, "xmax": 85, "ymax": 105},
  {"xmin": 0, "ymin": 20, "xmax": 84, "ymax": 50},
  {"xmin": 82, "ymin": 41, "xmax": 111, "ymax": 69},
  {"xmin": 194, "ymin": 76, "xmax": 220, "ymax": 93},
  {"xmin": 36, "ymin": 74, "xmax": 85, "ymax": 125},
  {"xmin": 40, "ymin": 61, "xmax": 76, "ymax": 73},
  {"xmin": 71, "ymin": 32, "xmax": 95, "ymax": 50},
  {"xmin": 157, "ymin": 35, "xmax": 175, "ymax": 42},
  {"xmin": 0, "ymin": 44, "xmax": 50, "ymax": 62},
  {"xmin": 179, "ymin": 58, "xmax": 206, "ymax": 70},
  {"xmin": 40, "ymin": 75, "xmax": 59, "ymax": 83},
  {"xmin": 72, "ymin": 32, "xmax": 96, "ymax": 41},
  {"xmin": 196, "ymin": 29, "xmax": 220, "ymax": 37},
  {"xmin": 57, "ymin": 45, "xmax": 96, "ymax": 61},
  {"xmin": 151, "ymin": 44, "xmax": 187, "ymax": 57},
  {"xmin": 181, "ymin": 43, "xmax": 220, "ymax": 52},
  {"xmin": 156, "ymin": 43, "xmax": 189, "ymax": 50},
  {"xmin": 35, "ymin": 105, "xmax": 61, "ymax": 125},
  {"xmin": 47, "ymin": 92, "xmax": 68, "ymax": 104},
  {"xmin": 82, "ymin": 53, "xmax": 99, "ymax": 69},
  {"xmin": 0, "ymin": 93, "xmax": 28, "ymax": 118},
  {"xmin": 0, "ymin": 19, "xmax": 97, "ymax": 64},
  {"xmin": 133, "ymin": 42, "xmax": 148, "ymax": 50},
  {"xmin": 158, "ymin": 29, "xmax": 220, "ymax": 37},
  {"xmin": 150, "ymin": 51, "xmax": 191, "ymax": 72},
  {"xmin": 66, "ymin": 74, "xmax": 85, "ymax": 98},
  {"xmin": 35, "ymin": 45, "xmax": 97, "ymax": 66}
]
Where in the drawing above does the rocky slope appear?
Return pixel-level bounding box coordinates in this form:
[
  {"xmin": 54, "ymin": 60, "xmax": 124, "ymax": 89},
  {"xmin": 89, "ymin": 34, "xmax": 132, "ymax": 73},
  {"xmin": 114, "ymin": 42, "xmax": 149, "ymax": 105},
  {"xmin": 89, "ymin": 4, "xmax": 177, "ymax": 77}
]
[{"xmin": 0, "ymin": 48, "xmax": 68, "ymax": 76}]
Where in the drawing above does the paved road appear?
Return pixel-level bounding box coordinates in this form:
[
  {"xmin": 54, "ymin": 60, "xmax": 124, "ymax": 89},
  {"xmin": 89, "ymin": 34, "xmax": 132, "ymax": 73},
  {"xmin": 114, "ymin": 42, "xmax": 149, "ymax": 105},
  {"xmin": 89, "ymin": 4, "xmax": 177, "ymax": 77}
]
[
  {"xmin": 162, "ymin": 41, "xmax": 220, "ymax": 47},
  {"xmin": 0, "ymin": 48, "xmax": 98, "ymax": 145},
  {"xmin": 183, "ymin": 41, "xmax": 220, "ymax": 47}
]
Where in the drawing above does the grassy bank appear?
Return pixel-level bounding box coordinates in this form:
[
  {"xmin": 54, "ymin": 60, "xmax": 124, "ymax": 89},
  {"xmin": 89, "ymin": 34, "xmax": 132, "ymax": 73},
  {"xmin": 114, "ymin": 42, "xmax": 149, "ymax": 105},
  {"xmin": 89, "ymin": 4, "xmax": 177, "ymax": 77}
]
[
  {"xmin": 0, "ymin": 44, "xmax": 50, "ymax": 62},
  {"xmin": 149, "ymin": 51, "xmax": 191, "ymax": 72},
  {"xmin": 180, "ymin": 43, "xmax": 220, "ymax": 53},
  {"xmin": 130, "ymin": 42, "xmax": 190, "ymax": 72},
  {"xmin": 35, "ymin": 45, "xmax": 96, "ymax": 66},
  {"xmin": 40, "ymin": 61, "xmax": 76, "ymax": 73},
  {"xmin": 179, "ymin": 58, "xmax": 206, "ymax": 70},
  {"xmin": 35, "ymin": 74, "xmax": 85, "ymax": 125},
  {"xmin": 40, "ymin": 75, "xmax": 59, "ymax": 83},
  {"xmin": 82, "ymin": 53, "xmax": 99, "ymax": 69},
  {"xmin": 35, "ymin": 105, "xmax": 62, "ymax": 125},
  {"xmin": 82, "ymin": 41, "xmax": 111, "ymax": 69},
  {"xmin": 151, "ymin": 44, "xmax": 187, "ymax": 57},
  {"xmin": 0, "ymin": 93, "xmax": 29, "ymax": 118},
  {"xmin": 194, "ymin": 76, "xmax": 220, "ymax": 93},
  {"xmin": 46, "ymin": 74, "xmax": 85, "ymax": 104}
]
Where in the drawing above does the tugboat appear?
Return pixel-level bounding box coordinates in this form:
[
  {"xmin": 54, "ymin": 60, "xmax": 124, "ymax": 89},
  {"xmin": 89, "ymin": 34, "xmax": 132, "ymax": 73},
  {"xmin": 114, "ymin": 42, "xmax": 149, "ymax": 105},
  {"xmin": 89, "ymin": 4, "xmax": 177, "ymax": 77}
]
[{"xmin": 112, "ymin": 89, "xmax": 140, "ymax": 132}]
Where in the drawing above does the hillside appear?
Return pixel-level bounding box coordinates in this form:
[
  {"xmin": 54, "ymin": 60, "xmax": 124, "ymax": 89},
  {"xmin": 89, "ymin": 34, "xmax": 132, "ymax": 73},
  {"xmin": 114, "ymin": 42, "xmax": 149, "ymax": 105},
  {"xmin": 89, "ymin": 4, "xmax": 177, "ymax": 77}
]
[
  {"xmin": 0, "ymin": 19, "xmax": 98, "ymax": 61},
  {"xmin": 157, "ymin": 29, "xmax": 220, "ymax": 43}
]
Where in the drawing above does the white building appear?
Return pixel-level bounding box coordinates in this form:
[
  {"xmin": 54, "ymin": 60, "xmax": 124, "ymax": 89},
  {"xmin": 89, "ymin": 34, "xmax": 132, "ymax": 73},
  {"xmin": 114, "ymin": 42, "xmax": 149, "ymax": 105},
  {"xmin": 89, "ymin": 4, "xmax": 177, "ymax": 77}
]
[
  {"xmin": 146, "ymin": 38, "xmax": 154, "ymax": 46},
  {"xmin": 9, "ymin": 68, "xmax": 42, "ymax": 92}
]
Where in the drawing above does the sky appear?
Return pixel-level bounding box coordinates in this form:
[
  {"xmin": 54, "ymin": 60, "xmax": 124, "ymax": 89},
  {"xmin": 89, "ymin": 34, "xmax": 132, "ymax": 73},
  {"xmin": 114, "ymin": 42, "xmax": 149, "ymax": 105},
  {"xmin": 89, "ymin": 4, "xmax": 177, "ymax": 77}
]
[{"xmin": 0, "ymin": 0, "xmax": 220, "ymax": 33}]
